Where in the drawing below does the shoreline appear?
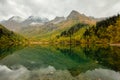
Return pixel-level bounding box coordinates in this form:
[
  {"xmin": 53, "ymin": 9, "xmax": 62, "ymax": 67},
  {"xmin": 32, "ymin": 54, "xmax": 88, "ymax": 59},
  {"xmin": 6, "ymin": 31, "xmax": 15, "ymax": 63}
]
[
  {"xmin": 29, "ymin": 41, "xmax": 120, "ymax": 47},
  {"xmin": 109, "ymin": 44, "xmax": 120, "ymax": 47}
]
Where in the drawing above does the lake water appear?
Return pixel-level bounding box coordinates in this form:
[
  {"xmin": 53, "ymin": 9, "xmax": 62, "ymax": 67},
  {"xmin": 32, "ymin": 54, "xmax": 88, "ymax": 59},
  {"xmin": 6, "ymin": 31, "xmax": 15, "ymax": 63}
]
[{"xmin": 0, "ymin": 44, "xmax": 120, "ymax": 80}]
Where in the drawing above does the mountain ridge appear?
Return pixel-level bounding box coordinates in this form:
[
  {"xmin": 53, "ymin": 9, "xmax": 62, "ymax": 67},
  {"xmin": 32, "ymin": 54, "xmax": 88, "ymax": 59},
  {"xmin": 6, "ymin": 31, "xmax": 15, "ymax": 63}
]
[{"xmin": 0, "ymin": 10, "xmax": 106, "ymax": 40}]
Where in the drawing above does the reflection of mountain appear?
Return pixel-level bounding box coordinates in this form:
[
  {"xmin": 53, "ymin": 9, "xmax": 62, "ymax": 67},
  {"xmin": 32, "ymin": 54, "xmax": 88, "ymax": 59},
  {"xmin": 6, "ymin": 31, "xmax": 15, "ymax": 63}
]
[
  {"xmin": 0, "ymin": 65, "xmax": 119, "ymax": 80},
  {"xmin": 1, "ymin": 45, "xmax": 119, "ymax": 77},
  {"xmin": 55, "ymin": 45, "xmax": 102, "ymax": 76},
  {"xmin": 0, "ymin": 45, "xmax": 101, "ymax": 77}
]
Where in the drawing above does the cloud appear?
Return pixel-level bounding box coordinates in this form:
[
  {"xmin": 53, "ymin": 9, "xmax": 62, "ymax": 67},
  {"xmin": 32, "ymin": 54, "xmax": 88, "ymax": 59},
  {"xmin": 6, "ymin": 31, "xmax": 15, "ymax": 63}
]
[
  {"xmin": 0, "ymin": 0, "xmax": 120, "ymax": 21},
  {"xmin": 0, "ymin": 0, "xmax": 8, "ymax": 4}
]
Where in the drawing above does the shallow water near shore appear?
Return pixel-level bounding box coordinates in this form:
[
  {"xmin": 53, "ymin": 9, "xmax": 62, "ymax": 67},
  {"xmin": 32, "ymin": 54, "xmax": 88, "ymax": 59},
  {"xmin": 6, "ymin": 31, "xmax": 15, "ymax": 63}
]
[{"xmin": 0, "ymin": 44, "xmax": 120, "ymax": 80}]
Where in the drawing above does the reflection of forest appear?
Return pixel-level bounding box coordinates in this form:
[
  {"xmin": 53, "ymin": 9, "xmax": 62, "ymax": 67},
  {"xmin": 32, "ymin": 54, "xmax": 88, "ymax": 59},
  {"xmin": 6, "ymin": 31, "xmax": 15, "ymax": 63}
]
[
  {"xmin": 0, "ymin": 45, "xmax": 25, "ymax": 60},
  {"xmin": 55, "ymin": 45, "xmax": 102, "ymax": 76},
  {"xmin": 0, "ymin": 44, "xmax": 120, "ymax": 77},
  {"xmin": 83, "ymin": 45, "xmax": 120, "ymax": 71},
  {"xmin": 55, "ymin": 44, "xmax": 120, "ymax": 76}
]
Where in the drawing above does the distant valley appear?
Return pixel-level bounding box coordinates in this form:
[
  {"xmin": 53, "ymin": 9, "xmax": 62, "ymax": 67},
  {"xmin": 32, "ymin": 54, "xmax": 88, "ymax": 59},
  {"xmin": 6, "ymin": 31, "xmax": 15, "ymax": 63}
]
[
  {"xmin": 0, "ymin": 10, "xmax": 120, "ymax": 44},
  {"xmin": 0, "ymin": 10, "xmax": 98, "ymax": 38}
]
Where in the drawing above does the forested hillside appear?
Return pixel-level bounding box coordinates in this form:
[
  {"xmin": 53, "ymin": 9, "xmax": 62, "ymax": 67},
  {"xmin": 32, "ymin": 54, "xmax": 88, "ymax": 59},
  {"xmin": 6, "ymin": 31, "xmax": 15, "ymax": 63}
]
[
  {"xmin": 55, "ymin": 14, "xmax": 120, "ymax": 44},
  {"xmin": 83, "ymin": 14, "xmax": 120, "ymax": 44},
  {"xmin": 54, "ymin": 23, "xmax": 89, "ymax": 44},
  {"xmin": 0, "ymin": 24, "xmax": 26, "ymax": 46}
]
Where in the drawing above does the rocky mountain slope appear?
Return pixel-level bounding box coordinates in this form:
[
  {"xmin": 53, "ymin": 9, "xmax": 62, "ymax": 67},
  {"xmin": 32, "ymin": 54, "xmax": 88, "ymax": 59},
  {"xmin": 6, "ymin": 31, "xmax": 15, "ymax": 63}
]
[{"xmin": 1, "ymin": 10, "xmax": 105, "ymax": 41}]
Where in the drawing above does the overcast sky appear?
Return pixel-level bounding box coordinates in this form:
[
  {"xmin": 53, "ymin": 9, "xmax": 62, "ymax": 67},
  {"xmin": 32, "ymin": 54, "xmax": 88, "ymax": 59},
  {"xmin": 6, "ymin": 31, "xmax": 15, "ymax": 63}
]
[{"xmin": 0, "ymin": 0, "xmax": 120, "ymax": 20}]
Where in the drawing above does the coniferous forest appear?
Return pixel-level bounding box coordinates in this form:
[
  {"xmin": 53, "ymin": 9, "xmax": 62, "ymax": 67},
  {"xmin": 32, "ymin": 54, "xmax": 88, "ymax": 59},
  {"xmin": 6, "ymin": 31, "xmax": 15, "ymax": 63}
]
[{"xmin": 55, "ymin": 14, "xmax": 120, "ymax": 44}]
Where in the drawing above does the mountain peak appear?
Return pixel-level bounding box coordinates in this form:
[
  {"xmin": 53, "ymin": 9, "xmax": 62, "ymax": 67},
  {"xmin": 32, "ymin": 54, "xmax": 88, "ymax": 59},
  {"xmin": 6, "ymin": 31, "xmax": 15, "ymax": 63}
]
[
  {"xmin": 8, "ymin": 16, "xmax": 25, "ymax": 22},
  {"xmin": 67, "ymin": 10, "xmax": 82, "ymax": 20},
  {"xmin": 27, "ymin": 16, "xmax": 49, "ymax": 22},
  {"xmin": 21, "ymin": 16, "xmax": 49, "ymax": 26},
  {"xmin": 67, "ymin": 10, "xmax": 96, "ymax": 24},
  {"xmin": 70, "ymin": 10, "xmax": 80, "ymax": 15}
]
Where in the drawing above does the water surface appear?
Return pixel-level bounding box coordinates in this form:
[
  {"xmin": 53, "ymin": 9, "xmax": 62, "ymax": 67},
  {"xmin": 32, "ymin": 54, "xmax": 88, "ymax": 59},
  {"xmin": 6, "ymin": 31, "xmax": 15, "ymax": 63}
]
[{"xmin": 0, "ymin": 44, "xmax": 120, "ymax": 80}]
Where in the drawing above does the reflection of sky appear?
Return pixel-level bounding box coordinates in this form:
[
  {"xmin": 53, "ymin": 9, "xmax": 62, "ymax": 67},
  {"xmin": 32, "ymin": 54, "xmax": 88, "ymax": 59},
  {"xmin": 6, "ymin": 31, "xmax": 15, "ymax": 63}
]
[
  {"xmin": 0, "ymin": 65, "xmax": 119, "ymax": 80},
  {"xmin": 84, "ymin": 68, "xmax": 120, "ymax": 80}
]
